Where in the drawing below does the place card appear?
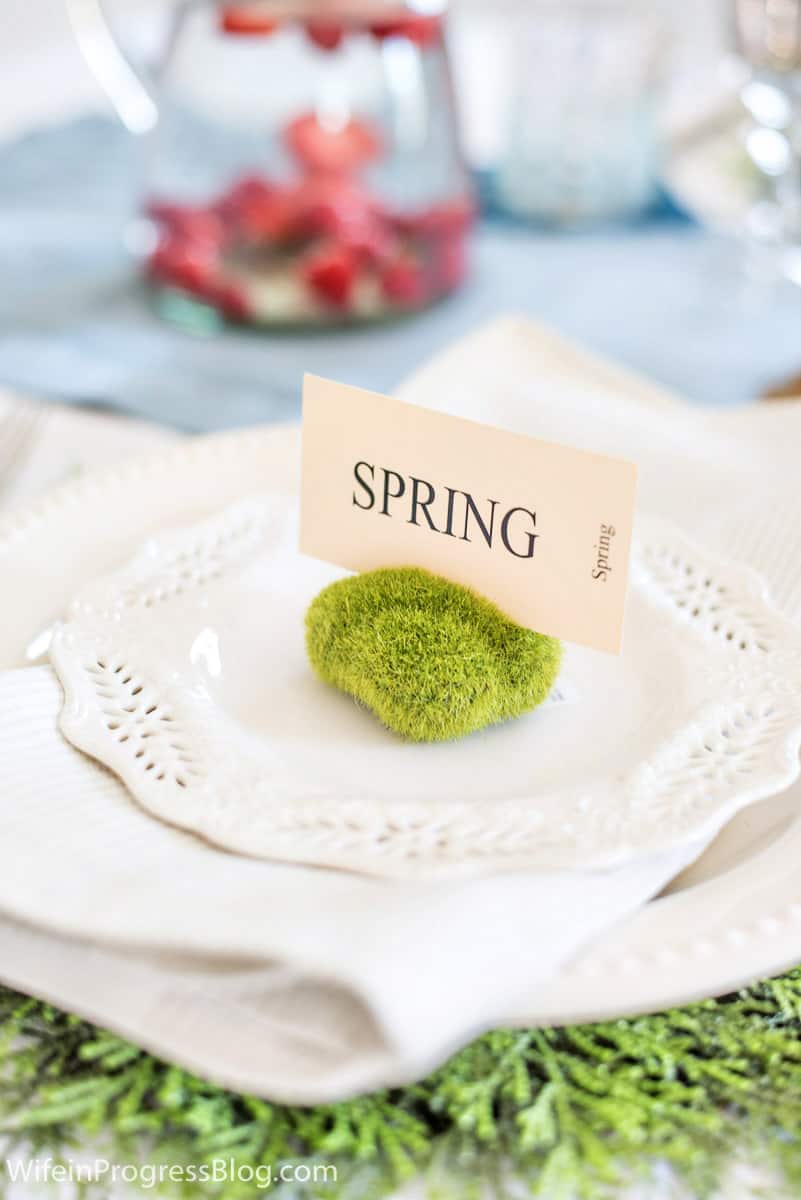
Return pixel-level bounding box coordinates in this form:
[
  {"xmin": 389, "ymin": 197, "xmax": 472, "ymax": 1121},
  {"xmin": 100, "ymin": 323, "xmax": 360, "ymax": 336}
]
[{"xmin": 300, "ymin": 375, "xmax": 637, "ymax": 653}]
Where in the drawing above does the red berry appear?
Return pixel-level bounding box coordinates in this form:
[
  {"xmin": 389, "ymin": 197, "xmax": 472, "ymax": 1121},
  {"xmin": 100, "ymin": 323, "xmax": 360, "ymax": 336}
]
[
  {"xmin": 219, "ymin": 5, "xmax": 279, "ymax": 35},
  {"xmin": 176, "ymin": 213, "xmax": 225, "ymax": 247},
  {"xmin": 147, "ymin": 239, "xmax": 219, "ymax": 294},
  {"xmin": 301, "ymin": 242, "xmax": 358, "ymax": 308},
  {"xmin": 433, "ymin": 234, "xmax": 467, "ymax": 293},
  {"xmin": 342, "ymin": 222, "xmax": 398, "ymax": 266},
  {"xmin": 284, "ymin": 112, "xmax": 381, "ymax": 174},
  {"xmin": 294, "ymin": 175, "xmax": 394, "ymax": 263},
  {"xmin": 234, "ymin": 185, "xmax": 300, "ymax": 243},
  {"xmin": 213, "ymin": 282, "xmax": 251, "ymax": 321},
  {"xmin": 380, "ymin": 255, "xmax": 427, "ymax": 306},
  {"xmin": 306, "ymin": 21, "xmax": 344, "ymax": 51},
  {"xmin": 216, "ymin": 175, "xmax": 274, "ymax": 217},
  {"xmin": 393, "ymin": 197, "xmax": 475, "ymax": 237},
  {"xmin": 147, "ymin": 203, "xmax": 225, "ymax": 247},
  {"xmin": 293, "ymin": 173, "xmax": 375, "ymax": 236},
  {"xmin": 369, "ymin": 15, "xmax": 441, "ymax": 46}
]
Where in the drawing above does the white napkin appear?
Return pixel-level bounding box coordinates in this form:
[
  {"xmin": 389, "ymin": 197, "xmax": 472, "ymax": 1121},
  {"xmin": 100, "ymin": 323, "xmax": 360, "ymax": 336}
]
[
  {"xmin": 1, "ymin": 318, "xmax": 800, "ymax": 1102},
  {"xmin": 0, "ymin": 662, "xmax": 706, "ymax": 1101}
]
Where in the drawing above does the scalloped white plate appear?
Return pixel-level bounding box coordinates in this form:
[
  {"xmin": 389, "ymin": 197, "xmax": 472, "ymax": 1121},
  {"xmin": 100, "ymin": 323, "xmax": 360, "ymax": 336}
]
[
  {"xmin": 3, "ymin": 426, "xmax": 801, "ymax": 1014},
  {"xmin": 46, "ymin": 491, "xmax": 801, "ymax": 880}
]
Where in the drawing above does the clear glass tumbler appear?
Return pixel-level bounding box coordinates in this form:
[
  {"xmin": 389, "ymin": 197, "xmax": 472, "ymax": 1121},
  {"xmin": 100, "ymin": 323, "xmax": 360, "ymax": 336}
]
[{"xmin": 492, "ymin": 1, "xmax": 666, "ymax": 226}]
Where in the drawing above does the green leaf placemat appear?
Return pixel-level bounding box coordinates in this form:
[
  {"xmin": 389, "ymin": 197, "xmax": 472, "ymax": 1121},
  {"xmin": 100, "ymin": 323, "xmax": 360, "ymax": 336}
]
[{"xmin": 3, "ymin": 971, "xmax": 801, "ymax": 1199}]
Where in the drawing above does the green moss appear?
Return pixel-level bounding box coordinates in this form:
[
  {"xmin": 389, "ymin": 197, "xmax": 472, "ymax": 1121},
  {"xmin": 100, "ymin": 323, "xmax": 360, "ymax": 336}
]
[{"xmin": 305, "ymin": 568, "xmax": 562, "ymax": 742}]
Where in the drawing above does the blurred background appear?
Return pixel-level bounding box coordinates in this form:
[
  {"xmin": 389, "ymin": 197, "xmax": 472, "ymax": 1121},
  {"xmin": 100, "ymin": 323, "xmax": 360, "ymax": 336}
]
[
  {"xmin": 2, "ymin": 0, "xmax": 728, "ymax": 155},
  {"xmin": 1, "ymin": 0, "xmax": 800, "ymax": 427}
]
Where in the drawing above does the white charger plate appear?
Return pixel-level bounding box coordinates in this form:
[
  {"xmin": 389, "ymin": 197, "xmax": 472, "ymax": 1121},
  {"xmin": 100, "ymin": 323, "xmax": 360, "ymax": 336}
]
[{"xmin": 3, "ymin": 425, "xmax": 801, "ymax": 1016}]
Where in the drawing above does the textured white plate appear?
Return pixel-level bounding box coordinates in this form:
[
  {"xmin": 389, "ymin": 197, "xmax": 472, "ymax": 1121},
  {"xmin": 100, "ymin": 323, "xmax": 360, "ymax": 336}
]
[
  {"xmin": 43, "ymin": 471, "xmax": 801, "ymax": 878},
  {"xmin": 4, "ymin": 427, "xmax": 801, "ymax": 1012}
]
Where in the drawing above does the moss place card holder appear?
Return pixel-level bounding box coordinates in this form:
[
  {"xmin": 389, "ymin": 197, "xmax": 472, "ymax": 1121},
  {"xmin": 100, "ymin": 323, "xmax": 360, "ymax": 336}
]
[
  {"xmin": 300, "ymin": 374, "xmax": 636, "ymax": 740},
  {"xmin": 305, "ymin": 566, "xmax": 563, "ymax": 742}
]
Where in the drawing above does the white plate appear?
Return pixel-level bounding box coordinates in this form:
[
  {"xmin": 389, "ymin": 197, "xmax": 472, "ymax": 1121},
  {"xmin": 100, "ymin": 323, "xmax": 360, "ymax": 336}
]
[
  {"xmin": 3, "ymin": 426, "xmax": 801, "ymax": 1015},
  {"xmin": 47, "ymin": 490, "xmax": 801, "ymax": 879}
]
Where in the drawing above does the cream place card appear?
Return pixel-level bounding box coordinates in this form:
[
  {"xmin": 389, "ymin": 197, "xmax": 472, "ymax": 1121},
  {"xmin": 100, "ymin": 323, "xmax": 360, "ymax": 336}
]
[{"xmin": 300, "ymin": 375, "xmax": 637, "ymax": 653}]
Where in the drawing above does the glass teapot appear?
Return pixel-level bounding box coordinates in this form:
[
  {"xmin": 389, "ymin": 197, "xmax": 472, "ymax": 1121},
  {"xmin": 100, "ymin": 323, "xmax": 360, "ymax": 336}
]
[{"xmin": 67, "ymin": 0, "xmax": 474, "ymax": 330}]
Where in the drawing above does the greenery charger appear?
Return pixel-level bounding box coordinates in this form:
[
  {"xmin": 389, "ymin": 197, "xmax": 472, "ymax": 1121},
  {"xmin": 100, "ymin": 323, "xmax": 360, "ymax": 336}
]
[{"xmin": 3, "ymin": 970, "xmax": 801, "ymax": 1199}]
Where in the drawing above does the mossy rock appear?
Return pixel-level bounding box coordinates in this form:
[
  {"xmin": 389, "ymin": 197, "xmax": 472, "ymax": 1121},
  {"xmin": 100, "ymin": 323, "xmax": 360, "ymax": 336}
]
[{"xmin": 305, "ymin": 566, "xmax": 562, "ymax": 742}]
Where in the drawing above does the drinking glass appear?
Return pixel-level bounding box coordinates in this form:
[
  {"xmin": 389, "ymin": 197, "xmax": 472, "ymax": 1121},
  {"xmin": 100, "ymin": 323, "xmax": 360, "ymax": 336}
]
[
  {"xmin": 492, "ymin": 1, "xmax": 666, "ymax": 226},
  {"xmin": 732, "ymin": 0, "xmax": 801, "ymax": 282}
]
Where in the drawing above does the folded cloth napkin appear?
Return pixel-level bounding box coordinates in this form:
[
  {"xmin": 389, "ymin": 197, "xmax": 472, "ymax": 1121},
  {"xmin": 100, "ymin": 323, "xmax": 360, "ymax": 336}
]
[
  {"xmin": 0, "ymin": 662, "xmax": 708, "ymax": 1101},
  {"xmin": 1, "ymin": 317, "xmax": 800, "ymax": 1103}
]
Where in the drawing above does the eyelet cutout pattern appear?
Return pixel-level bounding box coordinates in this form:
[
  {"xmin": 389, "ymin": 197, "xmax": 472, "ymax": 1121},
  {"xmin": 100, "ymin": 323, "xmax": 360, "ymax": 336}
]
[
  {"xmin": 84, "ymin": 655, "xmax": 204, "ymax": 790},
  {"xmin": 68, "ymin": 501, "xmax": 270, "ymax": 621}
]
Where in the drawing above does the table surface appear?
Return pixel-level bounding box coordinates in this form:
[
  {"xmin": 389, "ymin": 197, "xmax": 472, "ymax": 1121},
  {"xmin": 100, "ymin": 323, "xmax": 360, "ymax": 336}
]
[{"xmin": 2, "ymin": 151, "xmax": 800, "ymax": 430}]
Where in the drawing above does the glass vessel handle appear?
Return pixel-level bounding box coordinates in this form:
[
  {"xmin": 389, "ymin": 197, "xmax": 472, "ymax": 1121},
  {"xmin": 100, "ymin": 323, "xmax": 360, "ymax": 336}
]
[{"xmin": 66, "ymin": 0, "xmax": 159, "ymax": 134}]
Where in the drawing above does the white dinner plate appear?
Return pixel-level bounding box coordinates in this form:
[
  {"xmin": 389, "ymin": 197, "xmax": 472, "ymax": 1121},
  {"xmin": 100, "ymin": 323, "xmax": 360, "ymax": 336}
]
[{"xmin": 3, "ymin": 425, "xmax": 801, "ymax": 1019}]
